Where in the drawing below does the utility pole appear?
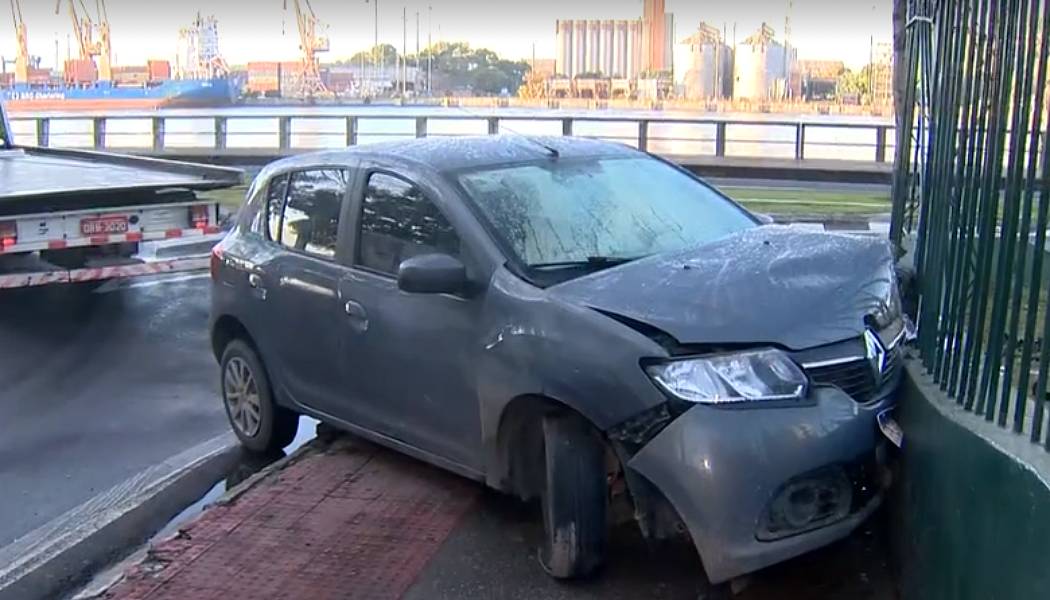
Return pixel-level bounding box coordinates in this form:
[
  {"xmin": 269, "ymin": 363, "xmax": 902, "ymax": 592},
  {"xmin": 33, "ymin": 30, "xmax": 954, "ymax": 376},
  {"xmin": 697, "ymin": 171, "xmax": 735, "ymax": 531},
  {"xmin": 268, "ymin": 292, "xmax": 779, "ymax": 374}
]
[
  {"xmin": 427, "ymin": 5, "xmax": 432, "ymax": 95},
  {"xmin": 365, "ymin": 0, "xmax": 378, "ymax": 88},
  {"xmin": 415, "ymin": 10, "xmax": 419, "ymax": 94},
  {"xmin": 401, "ymin": 6, "xmax": 407, "ymax": 97}
]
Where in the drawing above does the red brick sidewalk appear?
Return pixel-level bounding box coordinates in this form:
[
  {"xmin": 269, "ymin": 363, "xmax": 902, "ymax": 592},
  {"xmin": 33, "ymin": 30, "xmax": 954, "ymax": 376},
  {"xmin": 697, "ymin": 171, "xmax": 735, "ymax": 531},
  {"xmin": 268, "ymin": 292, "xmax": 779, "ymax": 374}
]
[{"xmin": 103, "ymin": 437, "xmax": 478, "ymax": 600}]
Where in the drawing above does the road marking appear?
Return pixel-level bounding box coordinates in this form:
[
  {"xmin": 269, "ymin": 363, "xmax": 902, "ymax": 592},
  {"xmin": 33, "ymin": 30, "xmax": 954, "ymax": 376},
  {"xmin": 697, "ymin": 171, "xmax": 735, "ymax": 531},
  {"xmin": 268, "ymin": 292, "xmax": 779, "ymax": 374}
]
[{"xmin": 94, "ymin": 272, "xmax": 210, "ymax": 294}]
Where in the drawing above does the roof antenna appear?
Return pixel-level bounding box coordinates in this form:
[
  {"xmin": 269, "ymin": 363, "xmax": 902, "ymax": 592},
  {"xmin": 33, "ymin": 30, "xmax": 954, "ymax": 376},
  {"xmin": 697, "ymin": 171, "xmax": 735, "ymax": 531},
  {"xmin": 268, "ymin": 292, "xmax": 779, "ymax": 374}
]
[{"xmin": 519, "ymin": 136, "xmax": 560, "ymax": 158}]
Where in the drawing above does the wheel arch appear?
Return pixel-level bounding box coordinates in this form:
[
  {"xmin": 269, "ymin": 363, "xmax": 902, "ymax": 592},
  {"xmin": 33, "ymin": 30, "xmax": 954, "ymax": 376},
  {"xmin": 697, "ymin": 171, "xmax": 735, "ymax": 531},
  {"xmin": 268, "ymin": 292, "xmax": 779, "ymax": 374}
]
[
  {"xmin": 489, "ymin": 393, "xmax": 608, "ymax": 500},
  {"xmin": 211, "ymin": 314, "xmax": 258, "ymax": 362}
]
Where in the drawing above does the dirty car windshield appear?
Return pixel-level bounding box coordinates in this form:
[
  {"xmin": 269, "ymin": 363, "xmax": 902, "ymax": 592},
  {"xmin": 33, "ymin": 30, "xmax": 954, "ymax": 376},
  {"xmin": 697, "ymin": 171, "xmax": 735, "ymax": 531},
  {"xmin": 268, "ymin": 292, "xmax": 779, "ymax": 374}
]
[{"xmin": 457, "ymin": 157, "xmax": 755, "ymax": 280}]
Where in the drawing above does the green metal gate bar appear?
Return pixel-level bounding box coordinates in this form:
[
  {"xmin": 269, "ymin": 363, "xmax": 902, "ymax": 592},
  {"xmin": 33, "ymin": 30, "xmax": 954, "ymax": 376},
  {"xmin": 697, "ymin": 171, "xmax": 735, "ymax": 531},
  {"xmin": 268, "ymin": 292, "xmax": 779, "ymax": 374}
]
[{"xmin": 892, "ymin": 0, "xmax": 1050, "ymax": 445}]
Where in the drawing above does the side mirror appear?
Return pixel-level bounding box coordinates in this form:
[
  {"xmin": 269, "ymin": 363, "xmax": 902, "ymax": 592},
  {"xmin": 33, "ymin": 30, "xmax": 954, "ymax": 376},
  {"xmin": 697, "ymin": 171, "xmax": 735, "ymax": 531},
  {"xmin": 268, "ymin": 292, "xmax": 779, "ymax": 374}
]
[
  {"xmin": 756, "ymin": 213, "xmax": 775, "ymax": 225},
  {"xmin": 397, "ymin": 253, "xmax": 467, "ymax": 294}
]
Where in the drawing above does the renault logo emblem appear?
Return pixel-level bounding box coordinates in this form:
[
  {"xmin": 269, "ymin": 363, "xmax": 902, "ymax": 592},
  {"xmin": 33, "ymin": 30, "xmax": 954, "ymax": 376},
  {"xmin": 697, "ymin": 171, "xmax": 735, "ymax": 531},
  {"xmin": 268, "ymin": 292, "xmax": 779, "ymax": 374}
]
[{"xmin": 864, "ymin": 329, "xmax": 887, "ymax": 383}]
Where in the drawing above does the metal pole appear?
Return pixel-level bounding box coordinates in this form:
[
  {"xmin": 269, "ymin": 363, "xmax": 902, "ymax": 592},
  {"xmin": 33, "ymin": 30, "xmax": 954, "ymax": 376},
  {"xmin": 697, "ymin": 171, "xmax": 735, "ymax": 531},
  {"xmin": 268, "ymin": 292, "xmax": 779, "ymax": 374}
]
[
  {"xmin": 415, "ymin": 10, "xmax": 420, "ymax": 93},
  {"xmin": 427, "ymin": 5, "xmax": 432, "ymax": 95},
  {"xmin": 402, "ymin": 6, "xmax": 407, "ymax": 98}
]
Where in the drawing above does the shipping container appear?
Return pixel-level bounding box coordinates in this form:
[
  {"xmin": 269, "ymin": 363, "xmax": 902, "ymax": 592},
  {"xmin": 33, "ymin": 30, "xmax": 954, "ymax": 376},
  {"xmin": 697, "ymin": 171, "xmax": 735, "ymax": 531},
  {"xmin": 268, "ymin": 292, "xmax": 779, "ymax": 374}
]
[
  {"xmin": 64, "ymin": 59, "xmax": 98, "ymax": 84},
  {"xmin": 247, "ymin": 61, "xmax": 280, "ymax": 76},
  {"xmin": 147, "ymin": 60, "xmax": 171, "ymax": 81}
]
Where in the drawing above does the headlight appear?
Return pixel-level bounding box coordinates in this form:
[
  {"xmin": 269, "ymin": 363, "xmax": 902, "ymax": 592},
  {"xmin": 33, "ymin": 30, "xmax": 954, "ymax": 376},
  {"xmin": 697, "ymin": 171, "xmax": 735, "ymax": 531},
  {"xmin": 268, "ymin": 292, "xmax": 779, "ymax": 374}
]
[{"xmin": 646, "ymin": 349, "xmax": 808, "ymax": 405}]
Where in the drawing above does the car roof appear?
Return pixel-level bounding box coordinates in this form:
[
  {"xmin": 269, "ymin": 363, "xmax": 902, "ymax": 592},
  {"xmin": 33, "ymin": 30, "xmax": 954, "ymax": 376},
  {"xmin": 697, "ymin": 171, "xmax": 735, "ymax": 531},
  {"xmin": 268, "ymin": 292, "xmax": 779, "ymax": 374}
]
[{"xmin": 258, "ymin": 135, "xmax": 642, "ymax": 179}]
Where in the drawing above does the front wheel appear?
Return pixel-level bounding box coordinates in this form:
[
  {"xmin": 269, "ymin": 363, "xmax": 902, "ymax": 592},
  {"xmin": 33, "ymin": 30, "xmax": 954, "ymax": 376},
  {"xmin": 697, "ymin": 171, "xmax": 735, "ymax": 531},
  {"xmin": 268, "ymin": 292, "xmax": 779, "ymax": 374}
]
[
  {"xmin": 538, "ymin": 412, "xmax": 608, "ymax": 579},
  {"xmin": 220, "ymin": 340, "xmax": 298, "ymax": 453}
]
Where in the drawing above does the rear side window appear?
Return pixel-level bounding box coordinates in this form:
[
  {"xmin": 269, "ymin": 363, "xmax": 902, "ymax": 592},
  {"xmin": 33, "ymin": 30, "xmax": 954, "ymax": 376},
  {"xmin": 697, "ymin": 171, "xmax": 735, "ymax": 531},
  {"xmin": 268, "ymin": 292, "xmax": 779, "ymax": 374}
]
[
  {"xmin": 277, "ymin": 169, "xmax": 348, "ymax": 259},
  {"xmin": 265, "ymin": 174, "xmax": 289, "ymax": 241},
  {"xmin": 357, "ymin": 172, "xmax": 460, "ymax": 275}
]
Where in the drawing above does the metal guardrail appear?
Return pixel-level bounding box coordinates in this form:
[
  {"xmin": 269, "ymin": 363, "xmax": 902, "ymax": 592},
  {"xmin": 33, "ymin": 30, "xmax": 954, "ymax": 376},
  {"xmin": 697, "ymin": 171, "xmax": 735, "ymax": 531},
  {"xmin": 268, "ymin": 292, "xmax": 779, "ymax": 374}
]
[
  {"xmin": 7, "ymin": 113, "xmax": 897, "ymax": 164},
  {"xmin": 892, "ymin": 0, "xmax": 1050, "ymax": 447}
]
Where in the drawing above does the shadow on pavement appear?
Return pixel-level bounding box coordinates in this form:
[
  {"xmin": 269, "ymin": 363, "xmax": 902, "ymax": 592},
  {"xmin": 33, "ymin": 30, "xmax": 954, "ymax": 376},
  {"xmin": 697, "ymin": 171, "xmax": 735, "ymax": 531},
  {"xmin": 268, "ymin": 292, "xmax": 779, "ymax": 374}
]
[{"xmin": 405, "ymin": 490, "xmax": 897, "ymax": 600}]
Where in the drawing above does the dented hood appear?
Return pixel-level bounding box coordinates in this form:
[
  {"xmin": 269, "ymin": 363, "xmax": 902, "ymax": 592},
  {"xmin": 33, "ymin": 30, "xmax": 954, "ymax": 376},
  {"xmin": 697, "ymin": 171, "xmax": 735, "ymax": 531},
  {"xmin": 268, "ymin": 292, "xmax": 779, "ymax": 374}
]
[{"xmin": 549, "ymin": 226, "xmax": 896, "ymax": 351}]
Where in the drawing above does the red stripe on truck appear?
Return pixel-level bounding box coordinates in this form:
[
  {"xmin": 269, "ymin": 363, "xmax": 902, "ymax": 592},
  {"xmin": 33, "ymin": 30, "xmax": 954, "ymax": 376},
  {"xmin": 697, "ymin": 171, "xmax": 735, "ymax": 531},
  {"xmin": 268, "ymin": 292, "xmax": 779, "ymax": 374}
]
[
  {"xmin": 89, "ymin": 235, "xmax": 109, "ymax": 245},
  {"xmin": 126, "ymin": 232, "xmax": 143, "ymax": 242},
  {"xmin": 48, "ymin": 240, "xmax": 68, "ymax": 249},
  {"xmin": 165, "ymin": 229, "xmax": 183, "ymax": 239}
]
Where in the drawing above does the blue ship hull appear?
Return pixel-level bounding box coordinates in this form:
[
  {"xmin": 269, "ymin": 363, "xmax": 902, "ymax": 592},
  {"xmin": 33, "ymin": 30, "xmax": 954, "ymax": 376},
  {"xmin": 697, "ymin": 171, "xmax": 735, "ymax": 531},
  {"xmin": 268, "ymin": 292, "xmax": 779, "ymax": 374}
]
[{"xmin": 2, "ymin": 78, "xmax": 239, "ymax": 111}]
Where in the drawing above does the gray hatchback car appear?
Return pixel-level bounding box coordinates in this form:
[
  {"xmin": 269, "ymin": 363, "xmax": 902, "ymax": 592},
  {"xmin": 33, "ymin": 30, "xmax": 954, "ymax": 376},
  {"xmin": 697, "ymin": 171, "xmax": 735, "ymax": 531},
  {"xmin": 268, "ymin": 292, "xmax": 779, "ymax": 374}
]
[{"xmin": 210, "ymin": 136, "xmax": 904, "ymax": 584}]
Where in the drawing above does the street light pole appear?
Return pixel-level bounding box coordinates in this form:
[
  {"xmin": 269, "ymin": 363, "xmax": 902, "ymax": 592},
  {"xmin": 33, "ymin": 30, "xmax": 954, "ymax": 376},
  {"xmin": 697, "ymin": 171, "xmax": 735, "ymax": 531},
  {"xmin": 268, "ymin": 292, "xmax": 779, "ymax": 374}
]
[
  {"xmin": 401, "ymin": 6, "xmax": 407, "ymax": 97},
  {"xmin": 427, "ymin": 5, "xmax": 432, "ymax": 95},
  {"xmin": 365, "ymin": 0, "xmax": 378, "ymax": 89}
]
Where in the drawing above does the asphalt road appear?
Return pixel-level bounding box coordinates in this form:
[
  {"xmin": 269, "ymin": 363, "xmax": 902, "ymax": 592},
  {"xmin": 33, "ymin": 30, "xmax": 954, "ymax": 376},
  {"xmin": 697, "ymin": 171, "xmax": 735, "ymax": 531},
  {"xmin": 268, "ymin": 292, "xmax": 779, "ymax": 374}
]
[{"xmin": 0, "ymin": 275, "xmax": 229, "ymax": 547}]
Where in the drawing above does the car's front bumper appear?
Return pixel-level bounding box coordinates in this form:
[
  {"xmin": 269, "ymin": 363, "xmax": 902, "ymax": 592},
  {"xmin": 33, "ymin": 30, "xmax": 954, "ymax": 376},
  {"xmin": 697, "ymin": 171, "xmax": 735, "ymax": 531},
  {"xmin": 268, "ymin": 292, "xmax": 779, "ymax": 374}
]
[{"xmin": 626, "ymin": 386, "xmax": 895, "ymax": 584}]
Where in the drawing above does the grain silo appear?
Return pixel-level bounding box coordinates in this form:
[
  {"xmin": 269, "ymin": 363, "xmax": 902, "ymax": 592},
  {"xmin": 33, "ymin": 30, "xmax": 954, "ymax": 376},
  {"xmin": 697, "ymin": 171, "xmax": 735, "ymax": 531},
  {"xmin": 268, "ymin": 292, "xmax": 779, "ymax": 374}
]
[
  {"xmin": 601, "ymin": 20, "xmax": 615, "ymax": 76},
  {"xmin": 613, "ymin": 20, "xmax": 629, "ymax": 77},
  {"xmin": 556, "ymin": 20, "xmax": 574, "ymax": 77},
  {"xmin": 681, "ymin": 22, "xmax": 732, "ymax": 100},
  {"xmin": 573, "ymin": 21, "xmax": 587, "ymax": 78},
  {"xmin": 733, "ymin": 23, "xmax": 785, "ymax": 101}
]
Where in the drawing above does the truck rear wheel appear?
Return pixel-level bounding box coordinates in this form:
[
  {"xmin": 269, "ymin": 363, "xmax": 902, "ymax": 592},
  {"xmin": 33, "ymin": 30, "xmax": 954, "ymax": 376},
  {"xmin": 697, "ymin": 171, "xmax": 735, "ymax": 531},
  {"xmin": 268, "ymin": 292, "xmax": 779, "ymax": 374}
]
[{"xmin": 538, "ymin": 412, "xmax": 608, "ymax": 579}]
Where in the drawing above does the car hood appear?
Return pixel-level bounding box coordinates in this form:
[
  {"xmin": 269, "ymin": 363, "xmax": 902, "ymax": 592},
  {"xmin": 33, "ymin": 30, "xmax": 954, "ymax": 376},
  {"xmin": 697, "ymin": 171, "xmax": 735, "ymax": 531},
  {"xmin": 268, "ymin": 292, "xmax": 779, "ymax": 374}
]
[{"xmin": 548, "ymin": 226, "xmax": 896, "ymax": 351}]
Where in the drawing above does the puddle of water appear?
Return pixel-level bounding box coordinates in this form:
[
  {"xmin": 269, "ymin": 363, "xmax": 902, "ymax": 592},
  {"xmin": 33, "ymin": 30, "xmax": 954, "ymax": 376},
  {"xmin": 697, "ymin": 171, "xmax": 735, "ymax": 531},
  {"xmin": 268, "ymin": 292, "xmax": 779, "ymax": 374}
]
[
  {"xmin": 154, "ymin": 416, "xmax": 320, "ymax": 542},
  {"xmin": 69, "ymin": 417, "xmax": 321, "ymax": 599}
]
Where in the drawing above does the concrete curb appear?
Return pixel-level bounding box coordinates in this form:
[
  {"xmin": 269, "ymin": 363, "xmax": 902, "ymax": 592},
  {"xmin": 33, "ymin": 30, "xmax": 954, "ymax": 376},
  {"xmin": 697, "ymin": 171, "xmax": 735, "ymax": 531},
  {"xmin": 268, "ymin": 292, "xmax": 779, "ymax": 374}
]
[{"xmin": 0, "ymin": 433, "xmax": 241, "ymax": 600}]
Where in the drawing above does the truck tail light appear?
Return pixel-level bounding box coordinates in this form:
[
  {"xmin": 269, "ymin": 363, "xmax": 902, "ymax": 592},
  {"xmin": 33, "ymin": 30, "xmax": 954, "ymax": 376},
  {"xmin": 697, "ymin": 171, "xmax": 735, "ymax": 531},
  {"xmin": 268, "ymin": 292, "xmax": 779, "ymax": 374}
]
[
  {"xmin": 0, "ymin": 220, "xmax": 16, "ymax": 250},
  {"xmin": 190, "ymin": 205, "xmax": 210, "ymax": 229}
]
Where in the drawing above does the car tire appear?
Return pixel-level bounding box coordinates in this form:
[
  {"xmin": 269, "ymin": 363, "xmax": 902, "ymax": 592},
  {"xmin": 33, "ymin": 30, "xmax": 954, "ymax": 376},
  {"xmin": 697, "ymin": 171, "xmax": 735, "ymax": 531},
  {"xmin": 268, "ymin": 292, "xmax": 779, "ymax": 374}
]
[
  {"xmin": 538, "ymin": 412, "xmax": 608, "ymax": 580},
  {"xmin": 220, "ymin": 340, "xmax": 298, "ymax": 454}
]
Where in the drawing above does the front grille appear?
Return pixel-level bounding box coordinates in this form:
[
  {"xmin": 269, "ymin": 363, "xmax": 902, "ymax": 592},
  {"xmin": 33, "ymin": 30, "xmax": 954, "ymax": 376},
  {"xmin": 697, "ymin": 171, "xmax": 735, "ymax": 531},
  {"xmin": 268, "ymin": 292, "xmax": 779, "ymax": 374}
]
[
  {"xmin": 807, "ymin": 359, "xmax": 878, "ymax": 402},
  {"xmin": 805, "ymin": 346, "xmax": 903, "ymax": 403}
]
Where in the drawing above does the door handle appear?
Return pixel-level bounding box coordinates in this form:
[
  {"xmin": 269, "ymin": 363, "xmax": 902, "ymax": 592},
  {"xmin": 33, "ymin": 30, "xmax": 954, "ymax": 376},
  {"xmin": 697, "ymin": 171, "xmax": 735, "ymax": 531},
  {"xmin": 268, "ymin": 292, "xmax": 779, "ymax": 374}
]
[
  {"xmin": 344, "ymin": 299, "xmax": 369, "ymax": 332},
  {"xmin": 344, "ymin": 300, "xmax": 367, "ymax": 319}
]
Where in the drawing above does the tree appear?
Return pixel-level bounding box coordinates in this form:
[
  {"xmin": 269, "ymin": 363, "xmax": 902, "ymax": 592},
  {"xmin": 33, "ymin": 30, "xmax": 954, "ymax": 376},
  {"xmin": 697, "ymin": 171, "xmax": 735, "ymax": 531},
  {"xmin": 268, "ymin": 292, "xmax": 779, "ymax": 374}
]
[{"xmin": 348, "ymin": 44, "xmax": 400, "ymax": 67}]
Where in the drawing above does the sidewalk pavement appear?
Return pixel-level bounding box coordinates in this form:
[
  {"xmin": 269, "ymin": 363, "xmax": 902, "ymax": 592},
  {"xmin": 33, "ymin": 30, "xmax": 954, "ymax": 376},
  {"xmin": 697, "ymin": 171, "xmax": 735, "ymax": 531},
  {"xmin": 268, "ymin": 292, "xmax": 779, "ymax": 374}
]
[{"xmin": 99, "ymin": 434, "xmax": 896, "ymax": 600}]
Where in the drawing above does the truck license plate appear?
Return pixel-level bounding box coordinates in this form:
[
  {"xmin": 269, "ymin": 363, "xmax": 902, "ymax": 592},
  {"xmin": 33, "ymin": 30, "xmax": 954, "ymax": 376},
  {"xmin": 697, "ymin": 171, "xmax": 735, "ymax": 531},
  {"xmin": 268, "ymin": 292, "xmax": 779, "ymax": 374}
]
[{"xmin": 81, "ymin": 216, "xmax": 129, "ymax": 236}]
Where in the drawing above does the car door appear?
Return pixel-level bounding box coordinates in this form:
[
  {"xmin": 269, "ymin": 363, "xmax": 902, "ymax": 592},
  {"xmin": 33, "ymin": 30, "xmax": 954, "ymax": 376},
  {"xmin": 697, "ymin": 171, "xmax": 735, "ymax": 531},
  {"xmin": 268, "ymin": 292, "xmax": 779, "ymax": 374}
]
[
  {"xmin": 260, "ymin": 167, "xmax": 354, "ymax": 418},
  {"xmin": 337, "ymin": 169, "xmax": 484, "ymax": 471}
]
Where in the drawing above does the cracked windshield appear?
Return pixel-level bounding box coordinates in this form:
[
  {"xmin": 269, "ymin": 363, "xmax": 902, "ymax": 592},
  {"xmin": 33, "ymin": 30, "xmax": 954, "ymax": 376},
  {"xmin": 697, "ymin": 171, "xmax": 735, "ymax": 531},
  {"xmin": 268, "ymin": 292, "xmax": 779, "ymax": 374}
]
[{"xmin": 4, "ymin": 0, "xmax": 1050, "ymax": 599}]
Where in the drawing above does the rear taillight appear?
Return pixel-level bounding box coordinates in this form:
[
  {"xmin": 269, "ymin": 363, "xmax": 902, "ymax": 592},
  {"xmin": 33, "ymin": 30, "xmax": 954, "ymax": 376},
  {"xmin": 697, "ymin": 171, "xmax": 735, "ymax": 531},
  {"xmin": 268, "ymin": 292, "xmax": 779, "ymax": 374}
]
[
  {"xmin": 0, "ymin": 220, "xmax": 16, "ymax": 250},
  {"xmin": 210, "ymin": 245, "xmax": 224, "ymax": 280},
  {"xmin": 190, "ymin": 205, "xmax": 210, "ymax": 230}
]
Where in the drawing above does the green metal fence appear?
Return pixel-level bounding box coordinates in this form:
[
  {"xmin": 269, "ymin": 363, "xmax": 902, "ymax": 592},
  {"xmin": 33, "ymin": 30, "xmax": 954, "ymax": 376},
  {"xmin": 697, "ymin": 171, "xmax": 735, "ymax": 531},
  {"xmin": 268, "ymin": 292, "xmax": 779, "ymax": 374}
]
[{"xmin": 891, "ymin": 0, "xmax": 1050, "ymax": 445}]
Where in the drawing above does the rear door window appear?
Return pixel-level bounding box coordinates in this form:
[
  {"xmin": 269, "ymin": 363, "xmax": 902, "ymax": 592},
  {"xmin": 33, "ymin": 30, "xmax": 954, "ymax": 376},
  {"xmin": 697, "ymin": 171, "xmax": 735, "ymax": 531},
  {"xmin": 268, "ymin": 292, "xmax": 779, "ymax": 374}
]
[
  {"xmin": 356, "ymin": 172, "xmax": 460, "ymax": 275},
  {"xmin": 276, "ymin": 169, "xmax": 349, "ymax": 260},
  {"xmin": 265, "ymin": 174, "xmax": 289, "ymax": 241}
]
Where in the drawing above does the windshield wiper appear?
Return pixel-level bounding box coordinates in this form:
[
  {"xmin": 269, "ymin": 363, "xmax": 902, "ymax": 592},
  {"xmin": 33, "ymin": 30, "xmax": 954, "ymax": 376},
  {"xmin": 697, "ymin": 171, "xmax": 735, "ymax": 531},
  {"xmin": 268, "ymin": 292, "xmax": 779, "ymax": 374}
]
[{"xmin": 528, "ymin": 256, "xmax": 643, "ymax": 270}]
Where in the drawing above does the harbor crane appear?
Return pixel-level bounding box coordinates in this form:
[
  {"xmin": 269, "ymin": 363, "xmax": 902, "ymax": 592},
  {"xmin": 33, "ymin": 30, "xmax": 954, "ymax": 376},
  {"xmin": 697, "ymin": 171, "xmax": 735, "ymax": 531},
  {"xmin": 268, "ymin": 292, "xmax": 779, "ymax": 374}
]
[
  {"xmin": 55, "ymin": 0, "xmax": 111, "ymax": 82},
  {"xmin": 9, "ymin": 0, "xmax": 28, "ymax": 84},
  {"xmin": 284, "ymin": 0, "xmax": 330, "ymax": 98}
]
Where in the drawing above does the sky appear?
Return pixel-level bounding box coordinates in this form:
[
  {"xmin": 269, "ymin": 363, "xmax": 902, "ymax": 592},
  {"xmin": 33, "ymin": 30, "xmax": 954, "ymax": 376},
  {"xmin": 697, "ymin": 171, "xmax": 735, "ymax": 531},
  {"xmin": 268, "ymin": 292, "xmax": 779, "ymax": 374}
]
[{"xmin": 3, "ymin": 0, "xmax": 892, "ymax": 71}]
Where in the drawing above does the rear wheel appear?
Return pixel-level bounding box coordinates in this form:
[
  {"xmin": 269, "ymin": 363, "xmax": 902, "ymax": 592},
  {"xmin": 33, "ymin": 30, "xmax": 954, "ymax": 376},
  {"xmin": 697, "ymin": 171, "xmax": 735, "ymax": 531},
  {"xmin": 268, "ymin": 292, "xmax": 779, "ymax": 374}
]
[
  {"xmin": 538, "ymin": 412, "xmax": 609, "ymax": 579},
  {"xmin": 220, "ymin": 340, "xmax": 298, "ymax": 453}
]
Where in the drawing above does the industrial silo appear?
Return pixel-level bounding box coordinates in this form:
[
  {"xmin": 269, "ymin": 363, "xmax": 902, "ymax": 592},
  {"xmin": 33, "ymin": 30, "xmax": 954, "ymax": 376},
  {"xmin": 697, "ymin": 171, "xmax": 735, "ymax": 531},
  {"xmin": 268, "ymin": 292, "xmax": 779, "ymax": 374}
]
[
  {"xmin": 573, "ymin": 21, "xmax": 587, "ymax": 78},
  {"xmin": 681, "ymin": 23, "xmax": 731, "ymax": 100},
  {"xmin": 556, "ymin": 20, "xmax": 574, "ymax": 77},
  {"xmin": 601, "ymin": 20, "xmax": 615, "ymax": 76},
  {"xmin": 628, "ymin": 20, "xmax": 643, "ymax": 78},
  {"xmin": 586, "ymin": 21, "xmax": 601, "ymax": 73},
  {"xmin": 733, "ymin": 23, "xmax": 782, "ymax": 101},
  {"xmin": 614, "ymin": 20, "xmax": 629, "ymax": 77}
]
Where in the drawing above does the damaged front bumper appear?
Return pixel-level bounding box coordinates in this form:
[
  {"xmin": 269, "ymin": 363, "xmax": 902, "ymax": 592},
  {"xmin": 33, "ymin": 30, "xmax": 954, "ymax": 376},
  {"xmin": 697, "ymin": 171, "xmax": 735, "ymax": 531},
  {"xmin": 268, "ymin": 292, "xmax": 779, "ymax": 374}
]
[{"xmin": 626, "ymin": 386, "xmax": 895, "ymax": 584}]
